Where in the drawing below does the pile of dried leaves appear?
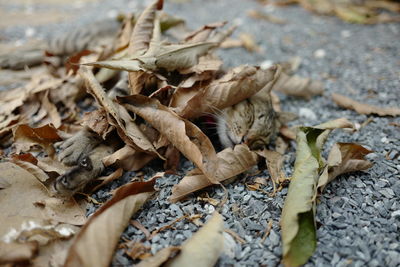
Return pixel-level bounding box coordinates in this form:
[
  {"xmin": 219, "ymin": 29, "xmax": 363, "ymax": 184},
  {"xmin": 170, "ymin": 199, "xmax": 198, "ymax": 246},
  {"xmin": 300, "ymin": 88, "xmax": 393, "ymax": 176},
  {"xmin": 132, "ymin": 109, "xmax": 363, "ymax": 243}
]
[
  {"xmin": 1, "ymin": 0, "xmax": 397, "ymax": 266},
  {"xmin": 259, "ymin": 0, "xmax": 400, "ymax": 24}
]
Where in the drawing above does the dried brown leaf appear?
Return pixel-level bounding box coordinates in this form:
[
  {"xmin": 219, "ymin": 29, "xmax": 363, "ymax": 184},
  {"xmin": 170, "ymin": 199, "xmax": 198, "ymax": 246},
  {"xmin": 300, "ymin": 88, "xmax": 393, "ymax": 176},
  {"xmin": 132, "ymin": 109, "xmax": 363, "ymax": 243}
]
[
  {"xmin": 0, "ymin": 162, "xmax": 86, "ymax": 239},
  {"xmin": 11, "ymin": 158, "xmax": 50, "ymax": 182},
  {"xmin": 118, "ymin": 95, "xmax": 218, "ymax": 183},
  {"xmin": 174, "ymin": 65, "xmax": 281, "ymax": 119},
  {"xmin": 91, "ymin": 168, "xmax": 124, "ymax": 192},
  {"xmin": 317, "ymin": 143, "xmax": 373, "ymax": 191},
  {"xmin": 103, "ymin": 145, "xmax": 157, "ymax": 171},
  {"xmin": 256, "ymin": 149, "xmax": 285, "ymax": 183},
  {"xmin": 272, "ymin": 72, "xmax": 324, "ymax": 99},
  {"xmin": 13, "ymin": 124, "xmax": 61, "ymax": 157},
  {"xmin": 136, "ymin": 247, "xmax": 180, "ymax": 267},
  {"xmin": 79, "ymin": 67, "xmax": 160, "ymax": 156},
  {"xmin": 165, "ymin": 212, "xmax": 224, "ymax": 267},
  {"xmin": 142, "ymin": 42, "xmax": 217, "ymax": 71},
  {"xmin": 332, "ymin": 93, "xmax": 400, "ymax": 116},
  {"xmin": 238, "ymin": 33, "xmax": 261, "ymax": 53},
  {"xmin": 128, "ymin": 0, "xmax": 164, "ymax": 56},
  {"xmin": 184, "ymin": 21, "xmax": 227, "ymax": 43},
  {"xmin": 170, "ymin": 144, "xmax": 258, "ymax": 202},
  {"xmin": 64, "ymin": 180, "xmax": 155, "ymax": 267},
  {"xmin": 41, "ymin": 90, "xmax": 62, "ymax": 129},
  {"xmin": 0, "ymin": 241, "xmax": 38, "ymax": 264}
]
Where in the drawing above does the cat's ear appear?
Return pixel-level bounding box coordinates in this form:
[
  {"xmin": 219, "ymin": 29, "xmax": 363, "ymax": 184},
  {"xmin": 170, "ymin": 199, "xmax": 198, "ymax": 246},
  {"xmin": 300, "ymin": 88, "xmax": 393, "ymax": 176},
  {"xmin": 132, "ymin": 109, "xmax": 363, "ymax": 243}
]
[{"xmin": 277, "ymin": 111, "xmax": 298, "ymax": 124}]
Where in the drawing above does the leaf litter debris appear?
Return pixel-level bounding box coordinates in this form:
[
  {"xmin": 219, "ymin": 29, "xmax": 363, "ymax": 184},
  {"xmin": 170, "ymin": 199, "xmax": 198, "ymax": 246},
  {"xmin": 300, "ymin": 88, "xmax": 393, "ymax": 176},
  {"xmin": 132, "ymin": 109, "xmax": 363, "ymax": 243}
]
[{"xmin": 0, "ymin": 0, "xmax": 384, "ymax": 266}]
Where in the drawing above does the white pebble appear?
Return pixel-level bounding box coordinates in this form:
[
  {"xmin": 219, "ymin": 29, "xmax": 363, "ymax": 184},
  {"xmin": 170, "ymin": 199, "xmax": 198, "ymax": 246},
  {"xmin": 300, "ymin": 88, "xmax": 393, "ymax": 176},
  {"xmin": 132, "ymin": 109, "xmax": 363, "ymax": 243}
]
[
  {"xmin": 314, "ymin": 49, "xmax": 326, "ymax": 59},
  {"xmin": 204, "ymin": 204, "xmax": 215, "ymax": 214},
  {"xmin": 391, "ymin": 210, "xmax": 400, "ymax": 217},
  {"xmin": 341, "ymin": 30, "xmax": 351, "ymax": 38},
  {"xmin": 107, "ymin": 9, "xmax": 118, "ymax": 19},
  {"xmin": 299, "ymin": 107, "xmax": 317, "ymax": 120},
  {"xmin": 354, "ymin": 122, "xmax": 361, "ymax": 130},
  {"xmin": 381, "ymin": 136, "xmax": 388, "ymax": 143},
  {"xmin": 25, "ymin": 27, "xmax": 36, "ymax": 38},
  {"xmin": 233, "ymin": 18, "xmax": 243, "ymax": 26},
  {"xmin": 260, "ymin": 60, "xmax": 274, "ymax": 70}
]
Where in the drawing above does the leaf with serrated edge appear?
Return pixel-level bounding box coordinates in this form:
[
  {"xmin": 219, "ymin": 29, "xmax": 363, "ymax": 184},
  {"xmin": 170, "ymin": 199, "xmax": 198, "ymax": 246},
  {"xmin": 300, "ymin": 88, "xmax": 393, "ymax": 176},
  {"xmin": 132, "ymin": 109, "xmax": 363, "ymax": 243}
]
[
  {"xmin": 64, "ymin": 180, "xmax": 155, "ymax": 267},
  {"xmin": 118, "ymin": 95, "xmax": 218, "ymax": 183},
  {"xmin": 170, "ymin": 144, "xmax": 258, "ymax": 202},
  {"xmin": 165, "ymin": 212, "xmax": 224, "ymax": 267}
]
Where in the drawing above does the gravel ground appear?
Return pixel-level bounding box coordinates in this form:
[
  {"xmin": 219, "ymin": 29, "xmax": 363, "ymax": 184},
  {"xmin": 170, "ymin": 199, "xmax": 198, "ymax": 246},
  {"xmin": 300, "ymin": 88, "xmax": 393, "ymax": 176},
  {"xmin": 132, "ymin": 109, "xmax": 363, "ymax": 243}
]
[{"xmin": 1, "ymin": 0, "xmax": 400, "ymax": 266}]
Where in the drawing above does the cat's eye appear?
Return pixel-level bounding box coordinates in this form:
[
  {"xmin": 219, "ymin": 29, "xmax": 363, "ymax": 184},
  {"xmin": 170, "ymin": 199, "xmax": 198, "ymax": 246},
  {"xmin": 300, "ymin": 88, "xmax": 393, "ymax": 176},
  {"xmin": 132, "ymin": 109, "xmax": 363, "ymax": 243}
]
[{"xmin": 258, "ymin": 114, "xmax": 265, "ymax": 119}]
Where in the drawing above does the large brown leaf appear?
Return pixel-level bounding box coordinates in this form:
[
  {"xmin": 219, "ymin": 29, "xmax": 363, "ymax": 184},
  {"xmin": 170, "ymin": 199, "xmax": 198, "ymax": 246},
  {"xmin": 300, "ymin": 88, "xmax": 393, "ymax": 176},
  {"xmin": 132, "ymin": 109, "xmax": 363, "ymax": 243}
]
[
  {"xmin": 118, "ymin": 95, "xmax": 218, "ymax": 183},
  {"xmin": 0, "ymin": 162, "xmax": 86, "ymax": 240},
  {"xmin": 64, "ymin": 180, "xmax": 156, "ymax": 267},
  {"xmin": 174, "ymin": 65, "xmax": 281, "ymax": 119},
  {"xmin": 170, "ymin": 144, "xmax": 258, "ymax": 202},
  {"xmin": 332, "ymin": 93, "xmax": 400, "ymax": 116},
  {"xmin": 13, "ymin": 124, "xmax": 61, "ymax": 157},
  {"xmin": 79, "ymin": 67, "xmax": 160, "ymax": 157}
]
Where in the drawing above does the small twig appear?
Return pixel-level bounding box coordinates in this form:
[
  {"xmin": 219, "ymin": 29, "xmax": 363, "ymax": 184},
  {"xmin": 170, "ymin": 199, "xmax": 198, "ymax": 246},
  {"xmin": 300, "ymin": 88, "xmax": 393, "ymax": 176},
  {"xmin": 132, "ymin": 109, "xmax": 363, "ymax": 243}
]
[
  {"xmin": 131, "ymin": 220, "xmax": 151, "ymax": 239},
  {"xmin": 260, "ymin": 219, "xmax": 273, "ymax": 243},
  {"xmin": 224, "ymin": 228, "xmax": 246, "ymax": 244}
]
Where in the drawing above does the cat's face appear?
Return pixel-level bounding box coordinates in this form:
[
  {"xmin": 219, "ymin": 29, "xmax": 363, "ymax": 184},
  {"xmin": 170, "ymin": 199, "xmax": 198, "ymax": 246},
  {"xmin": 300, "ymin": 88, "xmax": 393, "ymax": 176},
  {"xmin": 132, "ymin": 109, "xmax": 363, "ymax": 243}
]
[{"xmin": 216, "ymin": 96, "xmax": 278, "ymax": 150}]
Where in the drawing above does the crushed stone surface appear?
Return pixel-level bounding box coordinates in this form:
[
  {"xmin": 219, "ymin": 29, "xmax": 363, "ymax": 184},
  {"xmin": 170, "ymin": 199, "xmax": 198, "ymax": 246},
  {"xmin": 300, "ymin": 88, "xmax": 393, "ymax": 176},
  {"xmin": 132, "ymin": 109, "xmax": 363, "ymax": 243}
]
[{"xmin": 1, "ymin": 0, "xmax": 399, "ymax": 266}]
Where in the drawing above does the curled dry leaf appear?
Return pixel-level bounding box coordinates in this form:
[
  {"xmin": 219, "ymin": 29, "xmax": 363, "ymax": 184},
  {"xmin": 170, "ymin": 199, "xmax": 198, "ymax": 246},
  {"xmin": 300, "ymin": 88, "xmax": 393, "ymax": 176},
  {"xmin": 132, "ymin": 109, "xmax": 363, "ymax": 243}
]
[
  {"xmin": 91, "ymin": 168, "xmax": 124, "ymax": 192},
  {"xmin": 174, "ymin": 65, "xmax": 281, "ymax": 119},
  {"xmin": 317, "ymin": 143, "xmax": 373, "ymax": 191},
  {"xmin": 79, "ymin": 67, "xmax": 160, "ymax": 157},
  {"xmin": 64, "ymin": 179, "xmax": 156, "ymax": 267},
  {"xmin": 0, "ymin": 162, "xmax": 85, "ymax": 240},
  {"xmin": 256, "ymin": 149, "xmax": 285, "ymax": 184},
  {"xmin": 103, "ymin": 145, "xmax": 156, "ymax": 171},
  {"xmin": 184, "ymin": 21, "xmax": 227, "ymax": 43},
  {"xmin": 41, "ymin": 90, "xmax": 62, "ymax": 129},
  {"xmin": 272, "ymin": 72, "xmax": 324, "ymax": 99},
  {"xmin": 170, "ymin": 144, "xmax": 258, "ymax": 202},
  {"xmin": 165, "ymin": 212, "xmax": 224, "ymax": 267},
  {"xmin": 332, "ymin": 93, "xmax": 400, "ymax": 116},
  {"xmin": 127, "ymin": 0, "xmax": 163, "ymax": 94},
  {"xmin": 86, "ymin": 42, "xmax": 216, "ymax": 72},
  {"xmin": 13, "ymin": 124, "xmax": 61, "ymax": 157},
  {"xmin": 128, "ymin": 0, "xmax": 164, "ymax": 56},
  {"xmin": 118, "ymin": 95, "xmax": 218, "ymax": 183},
  {"xmin": 314, "ymin": 117, "xmax": 354, "ymax": 130}
]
